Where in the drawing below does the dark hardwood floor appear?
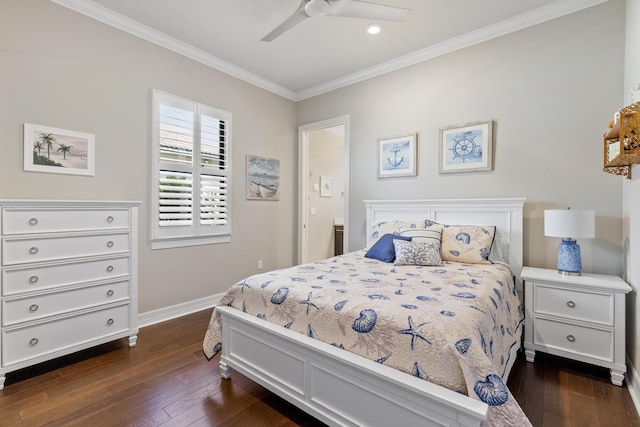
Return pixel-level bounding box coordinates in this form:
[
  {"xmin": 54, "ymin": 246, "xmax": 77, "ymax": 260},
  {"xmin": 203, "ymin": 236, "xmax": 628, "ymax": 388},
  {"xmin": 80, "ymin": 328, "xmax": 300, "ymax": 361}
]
[{"xmin": 1, "ymin": 309, "xmax": 638, "ymax": 427}]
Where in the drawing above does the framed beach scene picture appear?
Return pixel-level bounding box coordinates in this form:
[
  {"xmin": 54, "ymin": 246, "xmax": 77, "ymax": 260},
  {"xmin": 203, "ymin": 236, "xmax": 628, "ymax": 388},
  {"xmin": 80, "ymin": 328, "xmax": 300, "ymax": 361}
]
[
  {"xmin": 246, "ymin": 155, "xmax": 280, "ymax": 201},
  {"xmin": 24, "ymin": 123, "xmax": 95, "ymax": 176},
  {"xmin": 377, "ymin": 133, "xmax": 418, "ymax": 178}
]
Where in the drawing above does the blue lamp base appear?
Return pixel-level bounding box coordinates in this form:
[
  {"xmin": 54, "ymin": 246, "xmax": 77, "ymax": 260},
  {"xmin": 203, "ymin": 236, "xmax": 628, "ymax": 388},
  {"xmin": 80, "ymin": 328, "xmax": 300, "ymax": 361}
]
[{"xmin": 557, "ymin": 239, "xmax": 582, "ymax": 276}]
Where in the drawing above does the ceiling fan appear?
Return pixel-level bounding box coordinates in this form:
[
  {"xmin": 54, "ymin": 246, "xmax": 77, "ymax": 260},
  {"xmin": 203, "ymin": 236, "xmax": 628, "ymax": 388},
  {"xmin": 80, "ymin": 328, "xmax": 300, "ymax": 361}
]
[{"xmin": 262, "ymin": 0, "xmax": 411, "ymax": 42}]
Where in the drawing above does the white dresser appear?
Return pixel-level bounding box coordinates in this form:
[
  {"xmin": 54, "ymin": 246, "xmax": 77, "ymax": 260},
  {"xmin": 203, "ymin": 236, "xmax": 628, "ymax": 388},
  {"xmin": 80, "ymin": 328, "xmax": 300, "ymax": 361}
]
[
  {"xmin": 0, "ymin": 200, "xmax": 140, "ymax": 389},
  {"xmin": 521, "ymin": 266, "xmax": 631, "ymax": 386}
]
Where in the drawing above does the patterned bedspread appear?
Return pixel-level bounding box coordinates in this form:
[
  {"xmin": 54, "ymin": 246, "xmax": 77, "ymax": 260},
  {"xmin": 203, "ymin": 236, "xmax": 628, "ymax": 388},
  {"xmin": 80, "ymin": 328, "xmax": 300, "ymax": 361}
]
[{"xmin": 203, "ymin": 251, "xmax": 531, "ymax": 426}]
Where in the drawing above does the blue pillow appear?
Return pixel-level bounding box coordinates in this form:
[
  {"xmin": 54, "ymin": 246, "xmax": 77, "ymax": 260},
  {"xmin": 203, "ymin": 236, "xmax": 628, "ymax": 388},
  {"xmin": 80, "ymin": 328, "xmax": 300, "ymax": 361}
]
[{"xmin": 364, "ymin": 233, "xmax": 412, "ymax": 263}]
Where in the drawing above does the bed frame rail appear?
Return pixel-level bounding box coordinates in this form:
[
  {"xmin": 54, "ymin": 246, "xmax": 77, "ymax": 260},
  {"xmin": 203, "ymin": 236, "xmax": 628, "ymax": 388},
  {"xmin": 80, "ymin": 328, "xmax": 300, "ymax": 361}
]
[{"xmin": 218, "ymin": 306, "xmax": 487, "ymax": 427}]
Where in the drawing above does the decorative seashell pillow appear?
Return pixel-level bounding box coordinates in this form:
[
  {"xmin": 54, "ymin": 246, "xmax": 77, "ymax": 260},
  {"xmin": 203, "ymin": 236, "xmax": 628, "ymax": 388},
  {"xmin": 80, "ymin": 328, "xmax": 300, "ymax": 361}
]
[{"xmin": 425, "ymin": 221, "xmax": 496, "ymax": 264}]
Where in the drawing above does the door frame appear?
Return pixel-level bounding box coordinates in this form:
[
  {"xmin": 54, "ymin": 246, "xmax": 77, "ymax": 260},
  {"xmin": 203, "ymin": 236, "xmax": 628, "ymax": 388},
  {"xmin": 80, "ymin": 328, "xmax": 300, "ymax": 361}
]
[{"xmin": 298, "ymin": 115, "xmax": 350, "ymax": 264}]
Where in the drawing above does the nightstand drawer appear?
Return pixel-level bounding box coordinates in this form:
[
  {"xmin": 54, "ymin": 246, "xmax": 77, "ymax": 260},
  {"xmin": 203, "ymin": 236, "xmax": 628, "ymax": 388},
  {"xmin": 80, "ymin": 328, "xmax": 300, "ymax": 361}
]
[
  {"xmin": 2, "ymin": 256, "xmax": 131, "ymax": 296},
  {"xmin": 2, "ymin": 304, "xmax": 131, "ymax": 367},
  {"xmin": 2, "ymin": 232, "xmax": 130, "ymax": 265},
  {"xmin": 2, "ymin": 208, "xmax": 130, "ymax": 235},
  {"xmin": 534, "ymin": 284, "xmax": 613, "ymax": 325},
  {"xmin": 2, "ymin": 280, "xmax": 130, "ymax": 326},
  {"xmin": 535, "ymin": 317, "xmax": 613, "ymax": 362}
]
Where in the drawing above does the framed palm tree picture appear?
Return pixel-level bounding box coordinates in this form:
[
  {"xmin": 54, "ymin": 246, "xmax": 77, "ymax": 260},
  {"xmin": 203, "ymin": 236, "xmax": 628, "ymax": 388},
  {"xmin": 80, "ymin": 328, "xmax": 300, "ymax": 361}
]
[{"xmin": 24, "ymin": 123, "xmax": 95, "ymax": 176}]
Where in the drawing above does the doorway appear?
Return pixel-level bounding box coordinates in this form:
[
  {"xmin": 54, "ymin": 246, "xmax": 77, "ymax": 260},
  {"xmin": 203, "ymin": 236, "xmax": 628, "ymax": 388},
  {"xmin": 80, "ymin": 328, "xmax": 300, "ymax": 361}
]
[{"xmin": 298, "ymin": 116, "xmax": 349, "ymax": 264}]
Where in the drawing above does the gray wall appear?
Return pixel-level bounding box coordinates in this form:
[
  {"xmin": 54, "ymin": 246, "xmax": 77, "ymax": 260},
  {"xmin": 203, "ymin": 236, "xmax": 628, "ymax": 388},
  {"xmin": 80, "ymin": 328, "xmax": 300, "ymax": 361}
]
[
  {"xmin": 0, "ymin": 1, "xmax": 298, "ymax": 313},
  {"xmin": 0, "ymin": 0, "xmax": 628, "ymax": 316},
  {"xmin": 298, "ymin": 0, "xmax": 626, "ymax": 277}
]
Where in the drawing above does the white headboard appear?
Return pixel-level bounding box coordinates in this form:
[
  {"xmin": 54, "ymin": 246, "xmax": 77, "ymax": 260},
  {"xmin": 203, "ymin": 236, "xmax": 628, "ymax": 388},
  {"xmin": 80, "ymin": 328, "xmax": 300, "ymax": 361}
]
[{"xmin": 364, "ymin": 198, "xmax": 526, "ymax": 293}]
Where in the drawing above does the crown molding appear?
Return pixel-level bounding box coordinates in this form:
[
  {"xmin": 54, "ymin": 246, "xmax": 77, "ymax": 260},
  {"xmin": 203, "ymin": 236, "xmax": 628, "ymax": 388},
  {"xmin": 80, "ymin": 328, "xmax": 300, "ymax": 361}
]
[
  {"xmin": 50, "ymin": 0, "xmax": 298, "ymax": 101},
  {"xmin": 295, "ymin": 0, "xmax": 608, "ymax": 100},
  {"xmin": 52, "ymin": 0, "xmax": 606, "ymax": 103}
]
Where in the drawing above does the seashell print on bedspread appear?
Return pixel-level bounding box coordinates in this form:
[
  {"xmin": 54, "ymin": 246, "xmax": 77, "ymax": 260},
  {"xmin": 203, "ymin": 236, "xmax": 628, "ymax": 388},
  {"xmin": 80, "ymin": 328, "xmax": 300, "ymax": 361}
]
[{"xmin": 203, "ymin": 251, "xmax": 531, "ymax": 426}]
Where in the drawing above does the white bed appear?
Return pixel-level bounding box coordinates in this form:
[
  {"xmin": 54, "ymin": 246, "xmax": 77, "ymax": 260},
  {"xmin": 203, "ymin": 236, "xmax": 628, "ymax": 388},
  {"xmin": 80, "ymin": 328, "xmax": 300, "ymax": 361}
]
[{"xmin": 213, "ymin": 198, "xmax": 526, "ymax": 427}]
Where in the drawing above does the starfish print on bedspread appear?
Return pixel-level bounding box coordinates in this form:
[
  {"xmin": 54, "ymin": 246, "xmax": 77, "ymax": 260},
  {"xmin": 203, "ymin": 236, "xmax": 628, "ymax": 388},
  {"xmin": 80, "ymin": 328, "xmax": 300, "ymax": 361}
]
[
  {"xmin": 237, "ymin": 280, "xmax": 250, "ymax": 293},
  {"xmin": 400, "ymin": 315, "xmax": 432, "ymax": 350},
  {"xmin": 300, "ymin": 292, "xmax": 319, "ymax": 315}
]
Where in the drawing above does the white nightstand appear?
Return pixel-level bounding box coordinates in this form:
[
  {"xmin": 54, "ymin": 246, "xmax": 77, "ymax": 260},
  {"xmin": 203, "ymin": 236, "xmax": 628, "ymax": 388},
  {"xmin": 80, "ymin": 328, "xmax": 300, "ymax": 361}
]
[{"xmin": 521, "ymin": 266, "xmax": 631, "ymax": 386}]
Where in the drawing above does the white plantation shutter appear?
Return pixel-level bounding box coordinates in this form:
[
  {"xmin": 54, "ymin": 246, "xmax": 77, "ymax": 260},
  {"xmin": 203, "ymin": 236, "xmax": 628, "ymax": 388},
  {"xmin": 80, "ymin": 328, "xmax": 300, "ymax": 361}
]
[
  {"xmin": 158, "ymin": 171, "xmax": 193, "ymax": 227},
  {"xmin": 152, "ymin": 90, "xmax": 232, "ymax": 249},
  {"xmin": 200, "ymin": 175, "xmax": 227, "ymax": 225}
]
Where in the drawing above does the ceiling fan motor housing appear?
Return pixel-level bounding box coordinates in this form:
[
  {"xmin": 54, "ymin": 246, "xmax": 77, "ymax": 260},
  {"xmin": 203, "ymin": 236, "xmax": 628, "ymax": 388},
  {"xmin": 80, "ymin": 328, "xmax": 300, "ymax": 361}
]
[
  {"xmin": 305, "ymin": 0, "xmax": 331, "ymax": 17},
  {"xmin": 262, "ymin": 0, "xmax": 410, "ymax": 42}
]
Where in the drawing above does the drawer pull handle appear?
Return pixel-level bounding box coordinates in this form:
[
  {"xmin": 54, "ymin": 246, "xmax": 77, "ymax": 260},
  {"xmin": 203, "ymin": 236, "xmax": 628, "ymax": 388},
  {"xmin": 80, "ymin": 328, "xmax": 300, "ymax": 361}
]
[
  {"xmin": 29, "ymin": 247, "xmax": 39, "ymax": 255},
  {"xmin": 29, "ymin": 304, "xmax": 39, "ymax": 312},
  {"xmin": 107, "ymin": 289, "xmax": 114, "ymax": 297},
  {"xmin": 29, "ymin": 275, "xmax": 39, "ymax": 284},
  {"xmin": 29, "ymin": 217, "xmax": 38, "ymax": 225},
  {"xmin": 567, "ymin": 301, "xmax": 576, "ymax": 308},
  {"xmin": 107, "ymin": 216, "xmax": 114, "ymax": 223},
  {"xmin": 107, "ymin": 318, "xmax": 114, "ymax": 326},
  {"xmin": 106, "ymin": 265, "xmax": 114, "ymax": 273},
  {"xmin": 567, "ymin": 334, "xmax": 576, "ymax": 342},
  {"xmin": 107, "ymin": 241, "xmax": 114, "ymax": 248},
  {"xmin": 29, "ymin": 338, "xmax": 39, "ymax": 346}
]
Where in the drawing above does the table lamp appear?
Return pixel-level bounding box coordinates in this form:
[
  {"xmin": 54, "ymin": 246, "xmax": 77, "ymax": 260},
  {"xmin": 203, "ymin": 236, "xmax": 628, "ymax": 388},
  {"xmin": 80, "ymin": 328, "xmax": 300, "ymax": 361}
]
[{"xmin": 544, "ymin": 209, "xmax": 595, "ymax": 276}]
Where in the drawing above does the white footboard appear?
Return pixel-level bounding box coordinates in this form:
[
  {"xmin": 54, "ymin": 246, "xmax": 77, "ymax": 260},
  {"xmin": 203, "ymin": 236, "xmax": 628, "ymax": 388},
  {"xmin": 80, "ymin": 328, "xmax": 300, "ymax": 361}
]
[{"xmin": 217, "ymin": 306, "xmax": 487, "ymax": 427}]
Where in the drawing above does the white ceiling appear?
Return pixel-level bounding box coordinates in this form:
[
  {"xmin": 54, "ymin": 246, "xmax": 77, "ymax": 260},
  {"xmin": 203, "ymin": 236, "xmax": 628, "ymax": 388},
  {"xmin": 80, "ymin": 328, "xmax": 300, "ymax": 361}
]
[{"xmin": 52, "ymin": 0, "xmax": 606, "ymax": 101}]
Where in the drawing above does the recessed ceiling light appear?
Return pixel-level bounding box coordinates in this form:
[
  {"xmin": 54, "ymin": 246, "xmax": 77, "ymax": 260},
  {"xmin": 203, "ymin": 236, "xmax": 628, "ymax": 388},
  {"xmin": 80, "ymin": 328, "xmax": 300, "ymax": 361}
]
[{"xmin": 365, "ymin": 24, "xmax": 382, "ymax": 35}]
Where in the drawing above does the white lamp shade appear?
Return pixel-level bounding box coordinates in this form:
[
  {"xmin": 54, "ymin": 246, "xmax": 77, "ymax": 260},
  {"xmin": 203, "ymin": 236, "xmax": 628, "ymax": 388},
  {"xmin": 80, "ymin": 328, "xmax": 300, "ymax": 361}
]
[{"xmin": 544, "ymin": 209, "xmax": 595, "ymax": 239}]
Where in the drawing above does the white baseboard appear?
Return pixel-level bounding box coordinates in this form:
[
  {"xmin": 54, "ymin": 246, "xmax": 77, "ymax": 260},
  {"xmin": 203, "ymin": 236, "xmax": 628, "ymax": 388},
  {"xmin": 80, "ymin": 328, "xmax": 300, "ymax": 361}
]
[
  {"xmin": 138, "ymin": 293, "xmax": 224, "ymax": 328},
  {"xmin": 626, "ymin": 353, "xmax": 640, "ymax": 417}
]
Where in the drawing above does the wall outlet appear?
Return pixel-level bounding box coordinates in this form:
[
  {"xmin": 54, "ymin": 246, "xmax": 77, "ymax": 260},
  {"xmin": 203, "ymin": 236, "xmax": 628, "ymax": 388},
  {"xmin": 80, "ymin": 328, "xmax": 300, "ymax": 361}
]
[{"xmin": 257, "ymin": 260, "xmax": 263, "ymax": 270}]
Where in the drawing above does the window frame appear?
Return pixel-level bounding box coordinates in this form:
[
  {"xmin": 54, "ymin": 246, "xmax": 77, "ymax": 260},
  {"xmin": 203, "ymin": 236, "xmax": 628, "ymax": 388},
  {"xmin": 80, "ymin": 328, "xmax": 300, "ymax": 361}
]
[{"xmin": 151, "ymin": 90, "xmax": 232, "ymax": 250}]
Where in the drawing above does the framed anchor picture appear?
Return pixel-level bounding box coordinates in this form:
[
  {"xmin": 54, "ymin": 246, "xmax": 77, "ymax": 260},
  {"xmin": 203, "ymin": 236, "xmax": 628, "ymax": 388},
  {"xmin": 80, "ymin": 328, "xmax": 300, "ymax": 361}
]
[{"xmin": 377, "ymin": 132, "xmax": 418, "ymax": 178}]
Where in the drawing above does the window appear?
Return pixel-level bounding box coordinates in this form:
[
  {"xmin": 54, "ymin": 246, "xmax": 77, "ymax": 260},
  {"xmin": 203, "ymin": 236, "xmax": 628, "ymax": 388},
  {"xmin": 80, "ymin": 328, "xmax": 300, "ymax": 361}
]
[{"xmin": 151, "ymin": 90, "xmax": 231, "ymax": 249}]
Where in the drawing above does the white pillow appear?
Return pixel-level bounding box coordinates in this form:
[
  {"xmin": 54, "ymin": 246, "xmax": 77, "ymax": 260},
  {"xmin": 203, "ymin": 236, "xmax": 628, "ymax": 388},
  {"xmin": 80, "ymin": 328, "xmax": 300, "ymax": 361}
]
[
  {"xmin": 489, "ymin": 230, "xmax": 509, "ymax": 265},
  {"xmin": 364, "ymin": 220, "xmax": 425, "ymax": 250},
  {"xmin": 399, "ymin": 225, "xmax": 443, "ymax": 247}
]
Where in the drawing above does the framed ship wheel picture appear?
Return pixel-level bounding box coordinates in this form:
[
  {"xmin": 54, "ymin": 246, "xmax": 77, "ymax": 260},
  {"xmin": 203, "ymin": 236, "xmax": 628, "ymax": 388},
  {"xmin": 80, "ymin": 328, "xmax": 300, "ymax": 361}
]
[{"xmin": 439, "ymin": 120, "xmax": 494, "ymax": 174}]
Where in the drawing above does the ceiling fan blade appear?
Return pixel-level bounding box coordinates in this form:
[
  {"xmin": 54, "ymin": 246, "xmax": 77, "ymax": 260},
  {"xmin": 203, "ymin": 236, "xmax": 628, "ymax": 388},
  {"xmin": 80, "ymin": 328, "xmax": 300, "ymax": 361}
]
[
  {"xmin": 329, "ymin": 0, "xmax": 410, "ymax": 21},
  {"xmin": 261, "ymin": 1, "xmax": 309, "ymax": 42}
]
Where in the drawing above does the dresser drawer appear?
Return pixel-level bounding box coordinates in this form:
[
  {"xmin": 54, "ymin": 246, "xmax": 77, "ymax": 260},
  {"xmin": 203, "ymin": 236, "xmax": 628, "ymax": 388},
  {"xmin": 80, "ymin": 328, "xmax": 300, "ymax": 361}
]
[
  {"xmin": 2, "ymin": 208, "xmax": 130, "ymax": 235},
  {"xmin": 534, "ymin": 317, "xmax": 613, "ymax": 362},
  {"xmin": 2, "ymin": 232, "xmax": 130, "ymax": 266},
  {"xmin": 2, "ymin": 304, "xmax": 130, "ymax": 366},
  {"xmin": 2, "ymin": 256, "xmax": 130, "ymax": 296},
  {"xmin": 2, "ymin": 280, "xmax": 130, "ymax": 326},
  {"xmin": 534, "ymin": 284, "xmax": 613, "ymax": 325}
]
